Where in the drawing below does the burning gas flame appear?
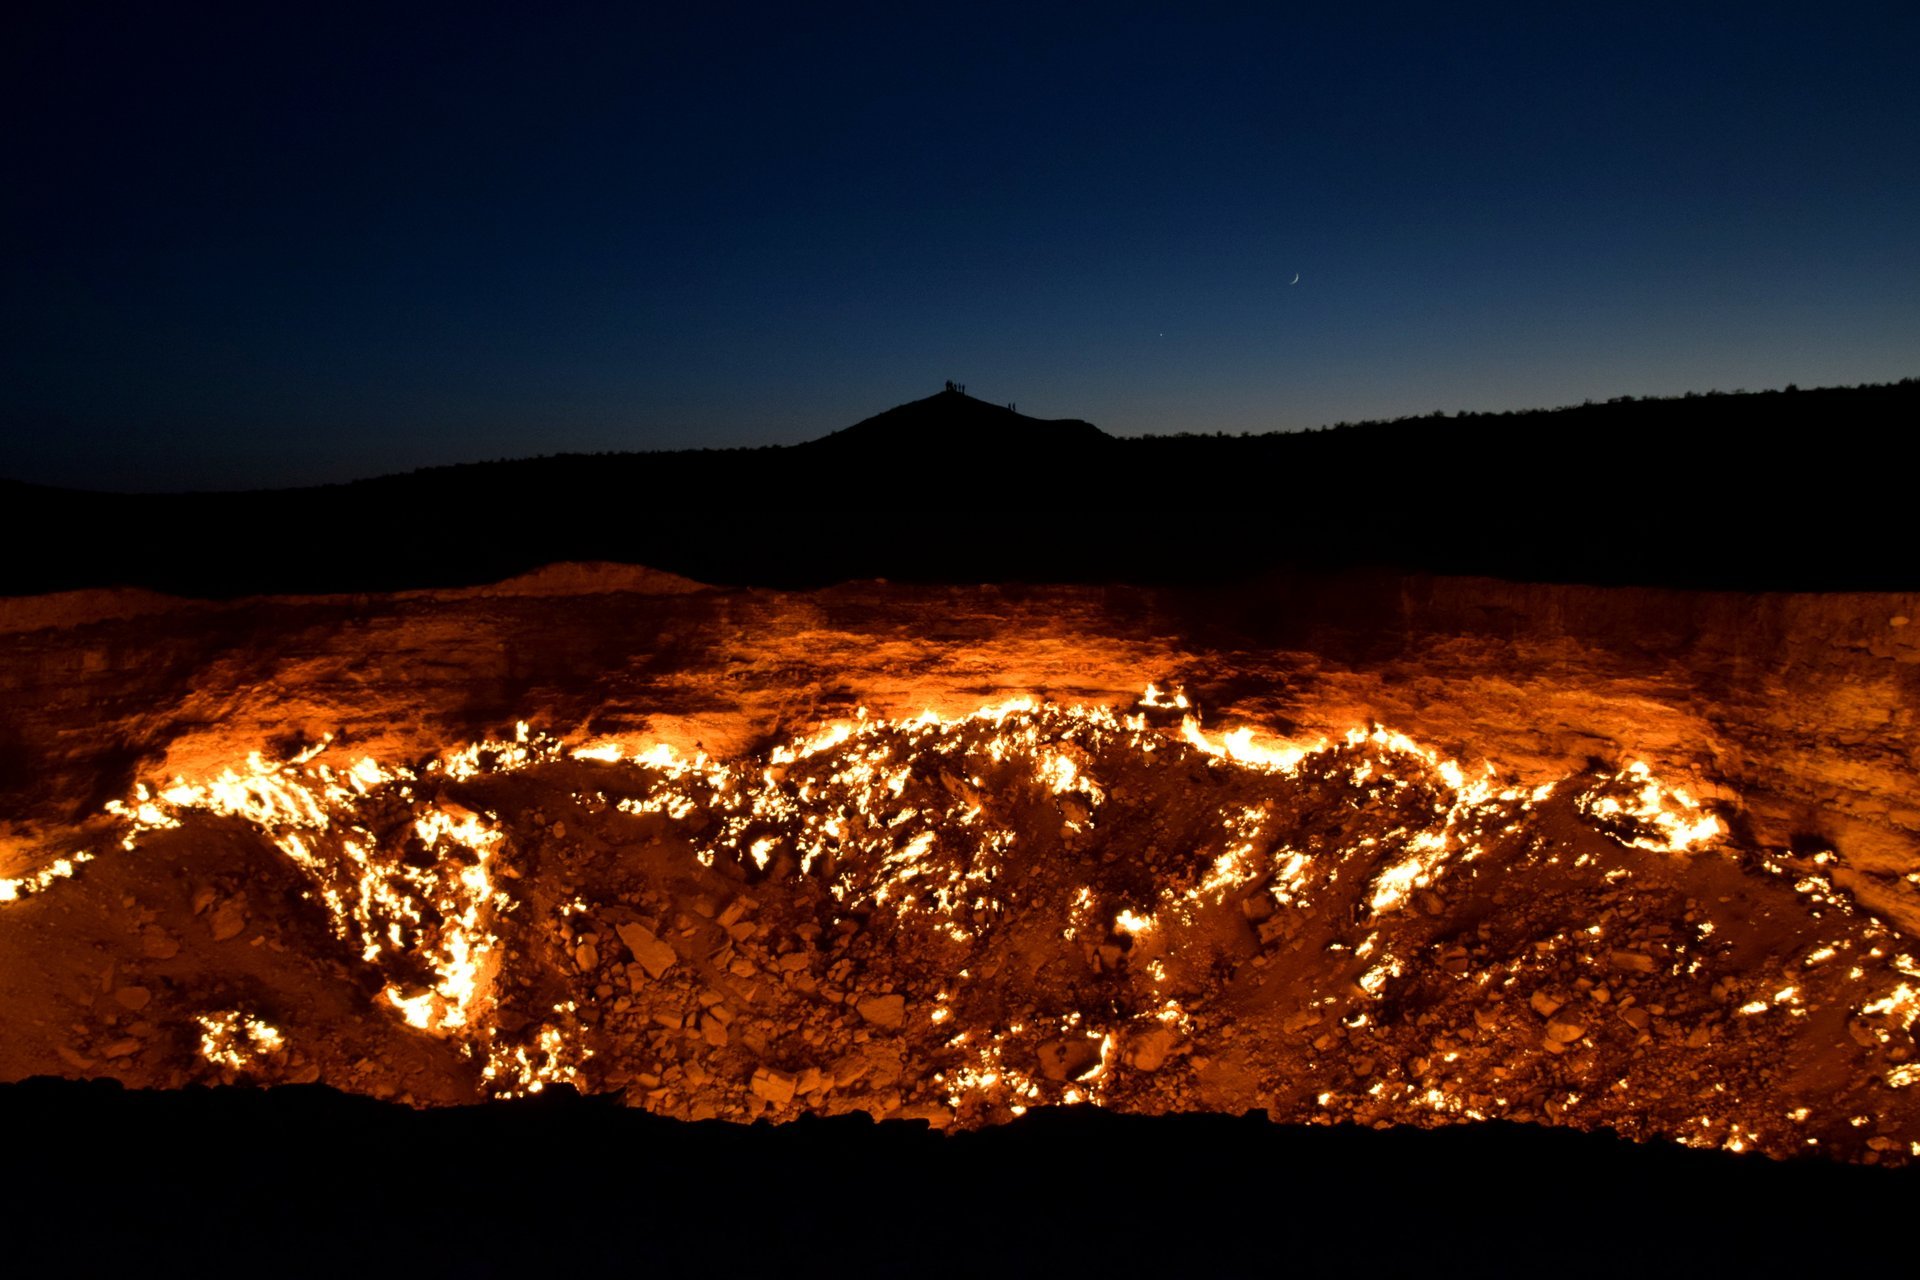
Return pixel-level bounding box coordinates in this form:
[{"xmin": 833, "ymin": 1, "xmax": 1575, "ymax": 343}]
[
  {"xmin": 196, "ymin": 1010, "xmax": 286, "ymax": 1072},
  {"xmin": 97, "ymin": 732, "xmax": 534, "ymax": 1055},
  {"xmin": 0, "ymin": 850, "xmax": 93, "ymax": 903},
  {"xmin": 1576, "ymin": 761, "xmax": 1724, "ymax": 853},
  {"xmin": 34, "ymin": 681, "xmax": 1763, "ymax": 1118}
]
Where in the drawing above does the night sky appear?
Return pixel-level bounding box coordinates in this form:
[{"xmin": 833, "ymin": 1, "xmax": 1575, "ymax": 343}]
[{"xmin": 5, "ymin": 3, "xmax": 1917, "ymax": 491}]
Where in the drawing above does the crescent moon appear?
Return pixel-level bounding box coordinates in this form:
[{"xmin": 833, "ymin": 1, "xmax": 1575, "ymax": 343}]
[{"xmin": 1290, "ymin": 272, "xmax": 1300, "ymax": 285}]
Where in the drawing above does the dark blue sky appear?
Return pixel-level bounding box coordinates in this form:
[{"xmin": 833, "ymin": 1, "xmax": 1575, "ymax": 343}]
[{"xmin": 5, "ymin": 2, "xmax": 1917, "ymax": 490}]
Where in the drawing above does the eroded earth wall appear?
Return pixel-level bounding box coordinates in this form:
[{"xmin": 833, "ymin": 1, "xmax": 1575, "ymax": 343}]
[{"xmin": 5, "ymin": 568, "xmax": 1916, "ymax": 915}]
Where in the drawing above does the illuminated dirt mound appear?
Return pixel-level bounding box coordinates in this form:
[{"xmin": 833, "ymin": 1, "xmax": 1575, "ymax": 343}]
[{"xmin": 3, "ymin": 569, "xmax": 1919, "ymax": 1165}]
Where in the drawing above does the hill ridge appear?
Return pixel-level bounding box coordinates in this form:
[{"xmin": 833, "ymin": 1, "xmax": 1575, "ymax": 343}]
[
  {"xmin": 2, "ymin": 379, "xmax": 1918, "ymax": 596},
  {"xmin": 804, "ymin": 386, "xmax": 1111, "ymax": 455}
]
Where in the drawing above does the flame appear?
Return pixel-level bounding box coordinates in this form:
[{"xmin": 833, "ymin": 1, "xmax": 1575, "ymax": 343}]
[
  {"xmin": 1139, "ymin": 683, "xmax": 1190, "ymax": 710},
  {"xmin": 1575, "ymin": 761, "xmax": 1724, "ymax": 854},
  {"xmin": 1180, "ymin": 718, "xmax": 1315, "ymax": 773},
  {"xmin": 483, "ymin": 1001, "xmax": 589, "ymax": 1097},
  {"xmin": 100, "ymin": 736, "xmax": 516, "ymax": 1051},
  {"xmin": 1860, "ymin": 982, "xmax": 1920, "ymax": 1033},
  {"xmin": 60, "ymin": 680, "xmax": 1823, "ymax": 1128},
  {"xmin": 0, "ymin": 850, "xmax": 93, "ymax": 903},
  {"xmin": 196, "ymin": 1010, "xmax": 285, "ymax": 1072}
]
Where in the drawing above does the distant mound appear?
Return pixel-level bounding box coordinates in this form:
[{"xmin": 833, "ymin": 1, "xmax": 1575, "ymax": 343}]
[
  {"xmin": 408, "ymin": 561, "xmax": 711, "ymax": 600},
  {"xmin": 804, "ymin": 388, "xmax": 1111, "ymax": 462}
]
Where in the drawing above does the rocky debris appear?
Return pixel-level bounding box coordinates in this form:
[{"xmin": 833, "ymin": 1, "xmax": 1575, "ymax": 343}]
[
  {"xmin": 855, "ymin": 994, "xmax": 904, "ymax": 1030},
  {"xmin": 208, "ymin": 897, "xmax": 247, "ymax": 943},
  {"xmin": 1038, "ymin": 1038, "xmax": 1101, "ymax": 1082},
  {"xmin": 616, "ymin": 924, "xmax": 677, "ymax": 979},
  {"xmin": 112, "ymin": 986, "xmax": 152, "ymax": 1011},
  {"xmin": 750, "ymin": 1067, "xmax": 796, "ymax": 1106},
  {"xmin": 1542, "ymin": 1019, "xmax": 1586, "ymax": 1054},
  {"xmin": 1829, "ymin": 866, "xmax": 1920, "ymax": 939},
  {"xmin": 1125, "ymin": 1027, "xmax": 1181, "ymax": 1072}
]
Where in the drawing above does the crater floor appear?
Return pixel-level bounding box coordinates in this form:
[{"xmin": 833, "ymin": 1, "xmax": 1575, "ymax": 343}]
[{"xmin": 3, "ymin": 568, "xmax": 1918, "ymax": 1165}]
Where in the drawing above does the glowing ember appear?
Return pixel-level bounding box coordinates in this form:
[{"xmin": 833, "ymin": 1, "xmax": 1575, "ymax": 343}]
[{"xmin": 196, "ymin": 1011, "xmax": 286, "ymax": 1072}]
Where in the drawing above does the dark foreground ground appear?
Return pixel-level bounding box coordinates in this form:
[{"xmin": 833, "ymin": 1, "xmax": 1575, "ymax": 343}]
[{"xmin": 4, "ymin": 1078, "xmax": 1912, "ymax": 1276}]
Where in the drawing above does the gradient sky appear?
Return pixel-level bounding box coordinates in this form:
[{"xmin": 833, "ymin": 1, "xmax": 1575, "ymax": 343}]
[{"xmin": 4, "ymin": 2, "xmax": 1917, "ymax": 490}]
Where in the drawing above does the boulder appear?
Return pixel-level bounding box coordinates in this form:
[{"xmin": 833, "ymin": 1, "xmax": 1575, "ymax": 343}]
[
  {"xmin": 1126, "ymin": 1028, "xmax": 1181, "ymax": 1072},
  {"xmin": 855, "ymin": 993, "xmax": 905, "ymax": 1029},
  {"xmin": 750, "ymin": 1067, "xmax": 796, "ymax": 1106},
  {"xmin": 616, "ymin": 923, "xmax": 677, "ymax": 979}
]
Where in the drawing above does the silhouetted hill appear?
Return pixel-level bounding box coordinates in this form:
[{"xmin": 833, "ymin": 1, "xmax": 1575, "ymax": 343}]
[
  {"xmin": 805, "ymin": 387, "xmax": 1111, "ymax": 462},
  {"xmin": 2, "ymin": 379, "xmax": 1915, "ymax": 596}
]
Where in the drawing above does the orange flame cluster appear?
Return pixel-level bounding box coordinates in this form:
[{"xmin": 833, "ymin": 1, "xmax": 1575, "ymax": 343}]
[{"xmin": 40, "ymin": 683, "xmax": 1749, "ymax": 1110}]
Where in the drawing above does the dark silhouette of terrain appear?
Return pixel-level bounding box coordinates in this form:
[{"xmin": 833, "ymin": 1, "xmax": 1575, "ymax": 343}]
[
  {"xmin": 3, "ymin": 380, "xmax": 1915, "ymax": 596},
  {"xmin": 806, "ymin": 389, "xmax": 1111, "ymax": 459},
  {"xmin": 3, "ymin": 1078, "xmax": 1911, "ymax": 1273}
]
